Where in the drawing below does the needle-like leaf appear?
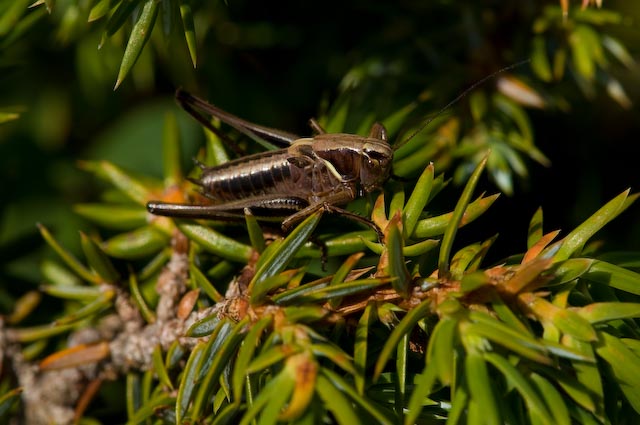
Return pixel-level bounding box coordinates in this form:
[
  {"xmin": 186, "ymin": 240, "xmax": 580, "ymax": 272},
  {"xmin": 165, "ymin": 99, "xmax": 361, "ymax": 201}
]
[
  {"xmin": 438, "ymin": 154, "xmax": 489, "ymax": 276},
  {"xmin": 115, "ymin": 0, "xmax": 159, "ymax": 89}
]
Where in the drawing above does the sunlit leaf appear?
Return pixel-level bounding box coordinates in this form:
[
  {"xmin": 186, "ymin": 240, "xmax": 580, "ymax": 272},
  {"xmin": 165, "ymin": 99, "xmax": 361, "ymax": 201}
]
[
  {"xmin": 0, "ymin": 111, "xmax": 20, "ymax": 124},
  {"xmin": 152, "ymin": 344, "xmax": 173, "ymax": 389},
  {"xmin": 282, "ymin": 305, "xmax": 328, "ymax": 323},
  {"xmin": 53, "ymin": 287, "xmax": 115, "ymax": 325},
  {"xmin": 126, "ymin": 373, "xmax": 142, "ymax": 422},
  {"xmin": 576, "ymin": 302, "xmax": 640, "ymax": 324},
  {"xmin": 180, "ymin": 1, "xmax": 197, "ymax": 67},
  {"xmin": 232, "ymin": 315, "xmax": 272, "ymax": 401},
  {"xmin": 6, "ymin": 322, "xmax": 76, "ymax": 343},
  {"xmin": 316, "ymin": 374, "xmax": 360, "ymax": 424},
  {"xmin": 403, "ymin": 163, "xmax": 434, "ymax": 238},
  {"xmin": 7, "ymin": 291, "xmax": 41, "ymax": 325},
  {"xmin": 186, "ymin": 312, "xmax": 220, "ymax": 337},
  {"xmin": 311, "ymin": 343, "xmax": 355, "ymax": 375},
  {"xmin": 531, "ymin": 36, "xmax": 552, "ymax": 82},
  {"xmin": 278, "ymin": 352, "xmax": 318, "ymax": 420},
  {"xmin": 503, "ymin": 258, "xmax": 552, "ymax": 295},
  {"xmin": 250, "ymin": 211, "xmax": 321, "ymax": 288},
  {"xmin": 115, "ymin": 0, "xmax": 160, "ymax": 89},
  {"xmin": 328, "ymin": 252, "xmax": 364, "ymax": 308},
  {"xmin": 250, "ymin": 269, "xmax": 300, "ymax": 305},
  {"xmin": 547, "ymin": 258, "xmax": 593, "ymax": 286},
  {"xmin": 80, "ymin": 232, "xmax": 119, "ymax": 283},
  {"xmin": 439, "ymin": 154, "xmax": 488, "ymax": 276},
  {"xmin": 88, "ymin": 0, "xmax": 111, "ymax": 22},
  {"xmin": 74, "ymin": 204, "xmax": 148, "ymax": 230},
  {"xmin": 519, "ymin": 293, "xmax": 597, "ymax": 341},
  {"xmin": 0, "ymin": 388, "xmax": 23, "ymax": 418},
  {"xmin": 79, "ymin": 160, "xmax": 153, "ymax": 205},
  {"xmin": 271, "ymin": 277, "xmax": 330, "ymax": 305},
  {"xmin": 176, "ymin": 341, "xmax": 206, "ymax": 423},
  {"xmin": 191, "ymin": 319, "xmax": 246, "ymax": 417},
  {"xmin": 569, "ymin": 25, "xmax": 598, "ymax": 81},
  {"xmin": 427, "ymin": 316, "xmax": 457, "ymax": 385},
  {"xmin": 354, "ymin": 301, "xmax": 374, "ymax": 394},
  {"xmin": 128, "ymin": 271, "xmax": 155, "ymax": 323},
  {"xmin": 595, "ymin": 331, "xmax": 640, "ymax": 412},
  {"xmin": 584, "ymin": 260, "xmax": 640, "ymax": 295},
  {"xmin": 190, "ymin": 263, "xmax": 223, "ymax": 303},
  {"xmin": 404, "ymin": 362, "xmax": 439, "ymax": 425},
  {"xmin": 601, "ymin": 35, "xmax": 635, "ymax": 68},
  {"xmin": 414, "ymin": 193, "xmax": 498, "ymax": 239},
  {"xmin": 244, "ymin": 208, "xmax": 265, "ymax": 253},
  {"xmin": 179, "ymin": 222, "xmax": 252, "ymax": 263},
  {"xmin": 126, "ymin": 394, "xmax": 175, "ymax": 424},
  {"xmin": 523, "ymin": 230, "xmax": 560, "ymax": 263},
  {"xmin": 464, "ymin": 352, "xmax": 501, "ymax": 425},
  {"xmin": 37, "ymin": 223, "xmax": 98, "ymax": 284},
  {"xmin": 247, "ymin": 345, "xmax": 303, "ymax": 374},
  {"xmin": 465, "ymin": 312, "xmax": 552, "ymax": 365},
  {"xmin": 0, "ymin": 0, "xmax": 31, "ymax": 36},
  {"xmin": 555, "ymin": 190, "xmax": 632, "ymax": 261},
  {"xmin": 484, "ymin": 353, "xmax": 555, "ymax": 423},
  {"xmin": 238, "ymin": 370, "xmax": 293, "ymax": 425},
  {"xmin": 385, "ymin": 212, "xmax": 411, "ymax": 298},
  {"xmin": 604, "ymin": 74, "xmax": 632, "ymax": 109},
  {"xmin": 322, "ymin": 368, "xmax": 393, "ymax": 424},
  {"xmin": 496, "ymin": 75, "xmax": 545, "ymax": 108},
  {"xmin": 288, "ymin": 278, "xmax": 387, "ymax": 304},
  {"xmin": 40, "ymin": 341, "xmax": 110, "ymax": 370},
  {"xmin": 102, "ymin": 226, "xmax": 169, "ymax": 259}
]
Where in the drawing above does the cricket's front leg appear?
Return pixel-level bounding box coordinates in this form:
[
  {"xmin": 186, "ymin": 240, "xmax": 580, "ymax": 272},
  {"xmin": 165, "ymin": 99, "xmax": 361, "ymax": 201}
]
[{"xmin": 281, "ymin": 191, "xmax": 383, "ymax": 240}]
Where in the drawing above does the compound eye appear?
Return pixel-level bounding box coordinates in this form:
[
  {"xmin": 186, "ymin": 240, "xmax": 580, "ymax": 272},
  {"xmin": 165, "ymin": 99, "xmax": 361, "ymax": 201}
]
[{"xmin": 367, "ymin": 150, "xmax": 389, "ymax": 168}]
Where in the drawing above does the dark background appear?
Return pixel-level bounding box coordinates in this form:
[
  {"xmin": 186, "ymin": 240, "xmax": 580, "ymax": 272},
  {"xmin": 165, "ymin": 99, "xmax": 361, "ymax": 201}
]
[{"xmin": 1, "ymin": 0, "xmax": 639, "ymax": 287}]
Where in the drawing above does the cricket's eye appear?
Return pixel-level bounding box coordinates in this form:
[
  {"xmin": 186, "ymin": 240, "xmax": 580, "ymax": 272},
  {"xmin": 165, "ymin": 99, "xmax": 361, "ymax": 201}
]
[
  {"xmin": 367, "ymin": 151, "xmax": 387, "ymax": 165},
  {"xmin": 368, "ymin": 151, "xmax": 383, "ymax": 159}
]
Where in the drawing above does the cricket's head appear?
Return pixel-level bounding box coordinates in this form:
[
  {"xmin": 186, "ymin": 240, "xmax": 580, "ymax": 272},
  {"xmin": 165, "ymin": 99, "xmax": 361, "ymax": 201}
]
[
  {"xmin": 359, "ymin": 122, "xmax": 392, "ymax": 192},
  {"xmin": 312, "ymin": 123, "xmax": 393, "ymax": 194},
  {"xmin": 359, "ymin": 138, "xmax": 393, "ymax": 192}
]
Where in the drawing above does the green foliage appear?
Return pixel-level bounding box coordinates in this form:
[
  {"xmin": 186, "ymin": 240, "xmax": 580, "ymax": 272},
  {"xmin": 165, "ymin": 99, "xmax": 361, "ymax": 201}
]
[
  {"xmin": 5, "ymin": 100, "xmax": 640, "ymax": 423},
  {"xmin": 1, "ymin": 0, "xmax": 640, "ymax": 424}
]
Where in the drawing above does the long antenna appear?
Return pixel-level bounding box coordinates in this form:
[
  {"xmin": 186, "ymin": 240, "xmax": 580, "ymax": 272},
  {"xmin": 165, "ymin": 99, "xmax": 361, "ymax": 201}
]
[{"xmin": 393, "ymin": 59, "xmax": 531, "ymax": 151}]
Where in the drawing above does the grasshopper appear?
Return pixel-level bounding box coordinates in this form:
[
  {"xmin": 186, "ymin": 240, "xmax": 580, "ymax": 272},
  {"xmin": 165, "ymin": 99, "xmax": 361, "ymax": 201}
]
[
  {"xmin": 147, "ymin": 89, "xmax": 393, "ymax": 235},
  {"xmin": 147, "ymin": 62, "xmax": 528, "ymax": 232}
]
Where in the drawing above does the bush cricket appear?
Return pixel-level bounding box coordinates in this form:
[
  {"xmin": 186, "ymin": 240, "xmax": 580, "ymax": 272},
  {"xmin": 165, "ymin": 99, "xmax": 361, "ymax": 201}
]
[
  {"xmin": 147, "ymin": 62, "xmax": 529, "ymax": 234},
  {"xmin": 147, "ymin": 89, "xmax": 393, "ymax": 237}
]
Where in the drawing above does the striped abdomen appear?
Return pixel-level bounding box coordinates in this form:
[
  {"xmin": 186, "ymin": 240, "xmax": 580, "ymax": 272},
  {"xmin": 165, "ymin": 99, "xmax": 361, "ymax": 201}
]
[{"xmin": 198, "ymin": 149, "xmax": 303, "ymax": 203}]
